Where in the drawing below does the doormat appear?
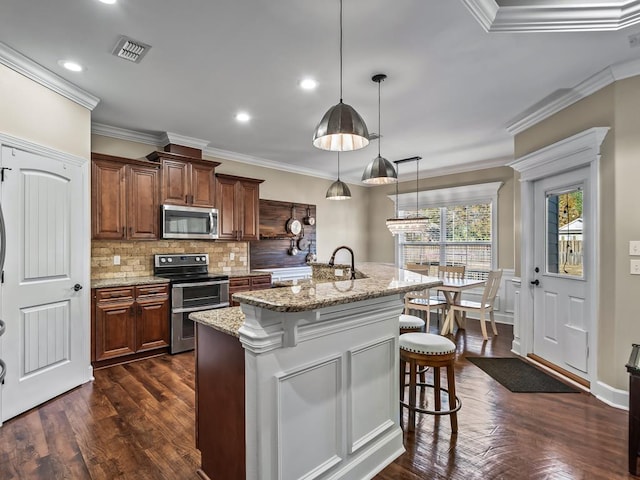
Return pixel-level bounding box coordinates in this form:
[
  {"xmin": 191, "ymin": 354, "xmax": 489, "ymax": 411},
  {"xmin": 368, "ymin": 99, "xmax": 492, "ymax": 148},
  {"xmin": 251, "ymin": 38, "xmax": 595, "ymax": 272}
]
[{"xmin": 466, "ymin": 357, "xmax": 581, "ymax": 393}]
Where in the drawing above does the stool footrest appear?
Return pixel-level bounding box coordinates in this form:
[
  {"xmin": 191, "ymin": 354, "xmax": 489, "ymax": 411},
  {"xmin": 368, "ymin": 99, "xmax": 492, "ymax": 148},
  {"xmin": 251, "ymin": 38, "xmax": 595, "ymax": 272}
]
[{"xmin": 401, "ymin": 382, "xmax": 462, "ymax": 416}]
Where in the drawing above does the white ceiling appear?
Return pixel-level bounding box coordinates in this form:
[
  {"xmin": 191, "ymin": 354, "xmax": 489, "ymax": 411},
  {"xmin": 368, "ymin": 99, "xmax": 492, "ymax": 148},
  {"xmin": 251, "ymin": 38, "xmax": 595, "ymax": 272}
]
[{"xmin": 2, "ymin": 0, "xmax": 640, "ymax": 183}]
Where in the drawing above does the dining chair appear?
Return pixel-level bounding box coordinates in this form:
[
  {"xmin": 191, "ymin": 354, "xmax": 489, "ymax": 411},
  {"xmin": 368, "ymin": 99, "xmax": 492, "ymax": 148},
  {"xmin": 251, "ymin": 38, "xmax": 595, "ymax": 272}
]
[
  {"xmin": 431, "ymin": 265, "xmax": 466, "ymax": 302},
  {"xmin": 447, "ymin": 269, "xmax": 503, "ymax": 341},
  {"xmin": 404, "ymin": 288, "xmax": 448, "ymax": 331}
]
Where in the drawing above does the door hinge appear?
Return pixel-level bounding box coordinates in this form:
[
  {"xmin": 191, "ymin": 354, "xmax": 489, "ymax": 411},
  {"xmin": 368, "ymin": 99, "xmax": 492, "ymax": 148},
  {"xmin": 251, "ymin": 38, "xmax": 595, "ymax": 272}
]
[
  {"xmin": 0, "ymin": 167, "xmax": 12, "ymax": 182},
  {"xmin": 1, "ymin": 271, "xmax": 4, "ymax": 284}
]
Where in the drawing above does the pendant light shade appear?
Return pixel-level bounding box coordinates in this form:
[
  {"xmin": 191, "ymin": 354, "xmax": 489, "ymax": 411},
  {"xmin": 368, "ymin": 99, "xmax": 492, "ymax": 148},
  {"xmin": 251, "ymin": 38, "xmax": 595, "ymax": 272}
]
[
  {"xmin": 313, "ymin": 102, "xmax": 369, "ymax": 151},
  {"xmin": 326, "ymin": 153, "xmax": 351, "ymax": 200},
  {"xmin": 362, "ymin": 73, "xmax": 397, "ymax": 185},
  {"xmin": 386, "ymin": 157, "xmax": 430, "ymax": 235},
  {"xmin": 361, "ymin": 154, "xmax": 397, "ymax": 185},
  {"xmin": 312, "ymin": 0, "xmax": 369, "ymax": 152}
]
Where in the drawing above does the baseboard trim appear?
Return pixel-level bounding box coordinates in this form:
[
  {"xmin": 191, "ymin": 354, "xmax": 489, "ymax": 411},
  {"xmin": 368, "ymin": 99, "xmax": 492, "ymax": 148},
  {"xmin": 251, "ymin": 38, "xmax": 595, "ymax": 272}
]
[{"xmin": 591, "ymin": 381, "xmax": 629, "ymax": 411}]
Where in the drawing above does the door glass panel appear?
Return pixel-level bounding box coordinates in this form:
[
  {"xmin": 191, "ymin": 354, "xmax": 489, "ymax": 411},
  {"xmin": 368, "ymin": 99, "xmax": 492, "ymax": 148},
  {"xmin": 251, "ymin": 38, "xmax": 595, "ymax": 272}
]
[{"xmin": 547, "ymin": 188, "xmax": 583, "ymax": 277}]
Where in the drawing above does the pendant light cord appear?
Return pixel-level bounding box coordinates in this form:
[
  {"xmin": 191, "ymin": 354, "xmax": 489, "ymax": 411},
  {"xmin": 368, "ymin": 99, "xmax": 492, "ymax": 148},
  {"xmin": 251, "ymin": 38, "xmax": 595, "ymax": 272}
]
[
  {"xmin": 416, "ymin": 159, "xmax": 419, "ymax": 216},
  {"xmin": 337, "ymin": 152, "xmax": 341, "ymax": 180},
  {"xmin": 378, "ymin": 78, "xmax": 381, "ymax": 158},
  {"xmin": 339, "ymin": 0, "xmax": 343, "ymax": 102},
  {"xmin": 395, "ymin": 163, "xmax": 400, "ymax": 218}
]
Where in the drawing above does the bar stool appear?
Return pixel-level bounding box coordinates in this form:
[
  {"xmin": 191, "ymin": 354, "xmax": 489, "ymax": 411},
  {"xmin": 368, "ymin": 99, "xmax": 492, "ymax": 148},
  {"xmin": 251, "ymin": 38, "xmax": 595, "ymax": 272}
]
[
  {"xmin": 399, "ymin": 314, "xmax": 425, "ymax": 334},
  {"xmin": 399, "ymin": 332, "xmax": 461, "ymax": 433}
]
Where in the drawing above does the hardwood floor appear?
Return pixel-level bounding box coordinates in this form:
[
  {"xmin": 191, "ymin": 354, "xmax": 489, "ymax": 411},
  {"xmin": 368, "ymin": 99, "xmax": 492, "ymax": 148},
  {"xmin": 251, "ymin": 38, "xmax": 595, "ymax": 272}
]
[{"xmin": 0, "ymin": 320, "xmax": 633, "ymax": 479}]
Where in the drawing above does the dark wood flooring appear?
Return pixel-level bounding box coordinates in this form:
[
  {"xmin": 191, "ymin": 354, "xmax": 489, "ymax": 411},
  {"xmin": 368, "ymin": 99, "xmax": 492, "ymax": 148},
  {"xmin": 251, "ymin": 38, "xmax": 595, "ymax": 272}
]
[{"xmin": 0, "ymin": 321, "xmax": 633, "ymax": 479}]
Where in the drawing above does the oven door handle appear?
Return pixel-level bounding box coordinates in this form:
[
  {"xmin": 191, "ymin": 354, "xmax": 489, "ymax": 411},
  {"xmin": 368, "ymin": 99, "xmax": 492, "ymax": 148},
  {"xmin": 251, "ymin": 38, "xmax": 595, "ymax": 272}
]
[
  {"xmin": 173, "ymin": 302, "xmax": 230, "ymax": 314},
  {"xmin": 172, "ymin": 280, "xmax": 229, "ymax": 289}
]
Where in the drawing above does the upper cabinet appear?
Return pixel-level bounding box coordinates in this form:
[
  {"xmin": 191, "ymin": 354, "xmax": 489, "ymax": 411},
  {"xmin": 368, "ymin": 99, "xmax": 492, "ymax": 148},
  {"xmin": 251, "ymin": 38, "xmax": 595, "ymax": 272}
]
[
  {"xmin": 146, "ymin": 151, "xmax": 220, "ymax": 208},
  {"xmin": 91, "ymin": 153, "xmax": 160, "ymax": 240},
  {"xmin": 215, "ymin": 174, "xmax": 264, "ymax": 241}
]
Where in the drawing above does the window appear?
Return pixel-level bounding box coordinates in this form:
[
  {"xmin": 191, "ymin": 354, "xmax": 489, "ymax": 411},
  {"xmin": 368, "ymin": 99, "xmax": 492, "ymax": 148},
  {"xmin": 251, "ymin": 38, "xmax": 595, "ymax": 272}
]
[{"xmin": 392, "ymin": 183, "xmax": 500, "ymax": 280}]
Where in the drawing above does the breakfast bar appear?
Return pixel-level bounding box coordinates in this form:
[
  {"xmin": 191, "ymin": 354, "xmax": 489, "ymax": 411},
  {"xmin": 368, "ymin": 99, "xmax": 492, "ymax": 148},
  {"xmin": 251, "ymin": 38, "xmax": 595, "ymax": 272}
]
[{"xmin": 191, "ymin": 263, "xmax": 441, "ymax": 480}]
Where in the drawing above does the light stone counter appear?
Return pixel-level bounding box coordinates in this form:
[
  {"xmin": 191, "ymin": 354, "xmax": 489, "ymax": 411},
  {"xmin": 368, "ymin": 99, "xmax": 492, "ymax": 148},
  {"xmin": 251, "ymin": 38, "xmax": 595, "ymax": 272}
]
[
  {"xmin": 233, "ymin": 262, "xmax": 442, "ymax": 312},
  {"xmin": 90, "ymin": 276, "xmax": 170, "ymax": 289},
  {"xmin": 190, "ymin": 307, "xmax": 244, "ymax": 338}
]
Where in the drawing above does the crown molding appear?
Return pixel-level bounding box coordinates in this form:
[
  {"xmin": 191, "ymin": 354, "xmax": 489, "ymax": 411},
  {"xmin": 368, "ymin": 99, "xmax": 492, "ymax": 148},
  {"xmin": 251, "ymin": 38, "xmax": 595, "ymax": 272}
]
[
  {"xmin": 91, "ymin": 123, "xmax": 162, "ymax": 146},
  {"xmin": 508, "ymin": 127, "xmax": 609, "ymax": 181},
  {"xmin": 0, "ymin": 42, "xmax": 100, "ymax": 110},
  {"xmin": 462, "ymin": 0, "xmax": 640, "ymax": 32},
  {"xmin": 203, "ymin": 145, "xmax": 335, "ymax": 181},
  {"xmin": 406, "ymin": 156, "xmax": 510, "ymax": 182},
  {"xmin": 161, "ymin": 132, "xmax": 210, "ymax": 150},
  {"xmin": 507, "ymin": 58, "xmax": 640, "ymax": 135}
]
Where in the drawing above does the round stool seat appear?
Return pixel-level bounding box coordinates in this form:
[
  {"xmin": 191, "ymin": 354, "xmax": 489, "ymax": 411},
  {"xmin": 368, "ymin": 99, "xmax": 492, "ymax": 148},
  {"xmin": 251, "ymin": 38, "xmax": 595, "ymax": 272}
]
[
  {"xmin": 400, "ymin": 332, "xmax": 456, "ymax": 355},
  {"xmin": 399, "ymin": 314, "xmax": 425, "ymax": 331}
]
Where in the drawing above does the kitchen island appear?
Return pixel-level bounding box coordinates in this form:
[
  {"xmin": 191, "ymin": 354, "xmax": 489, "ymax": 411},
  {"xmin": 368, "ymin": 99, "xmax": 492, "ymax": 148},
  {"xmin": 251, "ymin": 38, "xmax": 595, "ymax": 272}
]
[{"xmin": 190, "ymin": 263, "xmax": 442, "ymax": 480}]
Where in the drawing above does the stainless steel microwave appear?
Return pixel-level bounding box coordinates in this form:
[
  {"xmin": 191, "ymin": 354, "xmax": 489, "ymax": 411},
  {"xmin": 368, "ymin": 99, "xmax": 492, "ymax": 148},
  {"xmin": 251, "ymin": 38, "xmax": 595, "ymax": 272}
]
[{"xmin": 162, "ymin": 205, "xmax": 219, "ymax": 240}]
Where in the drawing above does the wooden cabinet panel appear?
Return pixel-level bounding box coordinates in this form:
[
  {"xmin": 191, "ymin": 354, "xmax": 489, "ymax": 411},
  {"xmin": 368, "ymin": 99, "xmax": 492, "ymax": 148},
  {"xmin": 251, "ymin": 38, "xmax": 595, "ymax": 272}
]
[
  {"xmin": 191, "ymin": 162, "xmax": 216, "ymax": 208},
  {"xmin": 228, "ymin": 275, "xmax": 271, "ymax": 306},
  {"xmin": 136, "ymin": 298, "xmax": 170, "ymax": 352},
  {"xmin": 161, "ymin": 159, "xmax": 190, "ymax": 206},
  {"xmin": 148, "ymin": 151, "xmax": 219, "ymax": 208},
  {"xmin": 239, "ymin": 181, "xmax": 260, "ymax": 241},
  {"xmin": 215, "ymin": 174, "xmax": 263, "ymax": 241},
  {"xmin": 127, "ymin": 164, "xmax": 159, "ymax": 239},
  {"xmin": 92, "ymin": 159, "xmax": 126, "ymax": 239},
  {"xmin": 216, "ymin": 175, "xmax": 239, "ymax": 240},
  {"xmin": 95, "ymin": 300, "xmax": 136, "ymax": 361},
  {"xmin": 91, "ymin": 153, "xmax": 160, "ymax": 240},
  {"xmin": 93, "ymin": 284, "xmax": 170, "ymax": 365}
]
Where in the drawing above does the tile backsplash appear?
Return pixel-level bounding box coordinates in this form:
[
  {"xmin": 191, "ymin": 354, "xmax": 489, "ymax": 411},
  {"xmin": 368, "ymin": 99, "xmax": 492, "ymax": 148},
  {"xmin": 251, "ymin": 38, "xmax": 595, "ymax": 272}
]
[{"xmin": 91, "ymin": 240, "xmax": 249, "ymax": 280}]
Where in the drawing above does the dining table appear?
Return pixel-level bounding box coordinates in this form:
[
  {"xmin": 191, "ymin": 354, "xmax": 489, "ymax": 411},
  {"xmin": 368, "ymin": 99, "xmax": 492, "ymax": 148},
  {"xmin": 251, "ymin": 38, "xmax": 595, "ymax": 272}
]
[{"xmin": 438, "ymin": 278, "xmax": 486, "ymax": 335}]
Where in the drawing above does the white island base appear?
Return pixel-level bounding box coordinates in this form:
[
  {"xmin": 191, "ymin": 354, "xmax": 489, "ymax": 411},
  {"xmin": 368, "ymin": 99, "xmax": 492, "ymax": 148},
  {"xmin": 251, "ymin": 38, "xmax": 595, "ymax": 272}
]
[{"xmin": 239, "ymin": 294, "xmax": 405, "ymax": 480}]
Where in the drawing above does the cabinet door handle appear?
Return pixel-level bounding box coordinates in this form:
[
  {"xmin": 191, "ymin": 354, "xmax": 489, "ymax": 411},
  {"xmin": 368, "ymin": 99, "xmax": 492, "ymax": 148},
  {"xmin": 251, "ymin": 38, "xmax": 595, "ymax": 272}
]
[
  {"xmin": 185, "ymin": 195, "xmax": 190, "ymax": 204},
  {"xmin": 129, "ymin": 227, "xmax": 132, "ymax": 236},
  {"xmin": 122, "ymin": 227, "xmax": 125, "ymax": 238}
]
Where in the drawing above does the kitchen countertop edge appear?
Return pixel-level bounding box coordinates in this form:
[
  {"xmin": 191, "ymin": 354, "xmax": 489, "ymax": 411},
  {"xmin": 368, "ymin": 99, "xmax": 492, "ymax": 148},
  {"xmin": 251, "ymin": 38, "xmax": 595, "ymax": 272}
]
[
  {"xmin": 91, "ymin": 276, "xmax": 170, "ymax": 289},
  {"xmin": 190, "ymin": 307, "xmax": 244, "ymax": 337}
]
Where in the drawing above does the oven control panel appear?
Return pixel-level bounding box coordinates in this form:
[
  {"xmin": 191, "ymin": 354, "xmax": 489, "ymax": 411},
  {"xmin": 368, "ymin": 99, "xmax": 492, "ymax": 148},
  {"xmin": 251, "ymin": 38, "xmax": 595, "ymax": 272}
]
[{"xmin": 155, "ymin": 253, "xmax": 209, "ymax": 268}]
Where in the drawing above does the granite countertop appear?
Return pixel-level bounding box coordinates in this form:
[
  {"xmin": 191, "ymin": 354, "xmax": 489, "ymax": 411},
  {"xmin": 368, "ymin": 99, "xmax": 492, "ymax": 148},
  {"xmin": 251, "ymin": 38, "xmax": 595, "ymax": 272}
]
[
  {"xmin": 91, "ymin": 276, "xmax": 170, "ymax": 289},
  {"xmin": 226, "ymin": 271, "xmax": 273, "ymax": 278},
  {"xmin": 233, "ymin": 262, "xmax": 442, "ymax": 313},
  {"xmin": 190, "ymin": 307, "xmax": 245, "ymax": 337}
]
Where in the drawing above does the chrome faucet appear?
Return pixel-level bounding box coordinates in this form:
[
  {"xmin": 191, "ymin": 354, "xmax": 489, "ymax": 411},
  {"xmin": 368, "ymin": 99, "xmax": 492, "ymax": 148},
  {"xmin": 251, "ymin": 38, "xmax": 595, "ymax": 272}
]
[{"xmin": 328, "ymin": 245, "xmax": 356, "ymax": 280}]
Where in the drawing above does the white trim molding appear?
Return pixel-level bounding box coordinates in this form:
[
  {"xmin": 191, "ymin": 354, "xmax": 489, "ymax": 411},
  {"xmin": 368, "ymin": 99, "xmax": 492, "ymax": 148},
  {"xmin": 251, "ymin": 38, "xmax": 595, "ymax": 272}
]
[
  {"xmin": 591, "ymin": 381, "xmax": 629, "ymax": 410},
  {"xmin": 91, "ymin": 123, "xmax": 161, "ymax": 146},
  {"xmin": 462, "ymin": 0, "xmax": 640, "ymax": 32},
  {"xmin": 389, "ymin": 181, "xmax": 503, "ymax": 211},
  {"xmin": 507, "ymin": 58, "xmax": 640, "ymax": 135},
  {"xmin": 510, "ymin": 127, "xmax": 608, "ymax": 397},
  {"xmin": 508, "ymin": 128, "xmax": 609, "ymax": 181},
  {"xmin": 0, "ymin": 42, "xmax": 99, "ymax": 111}
]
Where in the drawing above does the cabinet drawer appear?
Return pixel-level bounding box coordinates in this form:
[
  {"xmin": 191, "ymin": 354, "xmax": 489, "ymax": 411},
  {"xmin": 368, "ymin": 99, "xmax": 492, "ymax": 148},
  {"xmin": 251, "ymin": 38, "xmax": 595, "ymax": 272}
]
[
  {"xmin": 96, "ymin": 287, "xmax": 135, "ymax": 303},
  {"xmin": 230, "ymin": 277, "xmax": 251, "ymax": 289},
  {"xmin": 251, "ymin": 275, "xmax": 272, "ymax": 289},
  {"xmin": 136, "ymin": 284, "xmax": 169, "ymax": 298}
]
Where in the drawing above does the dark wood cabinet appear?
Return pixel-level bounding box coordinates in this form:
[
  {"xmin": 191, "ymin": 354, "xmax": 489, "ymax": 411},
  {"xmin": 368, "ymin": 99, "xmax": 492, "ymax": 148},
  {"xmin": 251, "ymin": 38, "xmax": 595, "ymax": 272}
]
[
  {"xmin": 228, "ymin": 274, "xmax": 271, "ymax": 306},
  {"xmin": 92, "ymin": 284, "xmax": 170, "ymax": 366},
  {"xmin": 147, "ymin": 151, "xmax": 220, "ymax": 208},
  {"xmin": 91, "ymin": 153, "xmax": 160, "ymax": 240},
  {"xmin": 215, "ymin": 174, "xmax": 263, "ymax": 241}
]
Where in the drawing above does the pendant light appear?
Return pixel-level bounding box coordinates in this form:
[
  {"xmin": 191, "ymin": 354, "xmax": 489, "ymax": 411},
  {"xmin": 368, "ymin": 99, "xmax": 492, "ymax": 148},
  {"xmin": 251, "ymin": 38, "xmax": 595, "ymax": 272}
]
[
  {"xmin": 386, "ymin": 156, "xmax": 430, "ymax": 235},
  {"xmin": 312, "ymin": 0, "xmax": 370, "ymax": 152},
  {"xmin": 361, "ymin": 74, "xmax": 397, "ymax": 185},
  {"xmin": 326, "ymin": 152, "xmax": 352, "ymax": 200}
]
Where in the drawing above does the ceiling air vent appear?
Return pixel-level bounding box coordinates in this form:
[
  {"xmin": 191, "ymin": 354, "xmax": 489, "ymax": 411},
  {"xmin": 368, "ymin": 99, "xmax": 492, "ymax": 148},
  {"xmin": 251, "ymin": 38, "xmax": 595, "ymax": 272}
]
[{"xmin": 112, "ymin": 36, "xmax": 151, "ymax": 63}]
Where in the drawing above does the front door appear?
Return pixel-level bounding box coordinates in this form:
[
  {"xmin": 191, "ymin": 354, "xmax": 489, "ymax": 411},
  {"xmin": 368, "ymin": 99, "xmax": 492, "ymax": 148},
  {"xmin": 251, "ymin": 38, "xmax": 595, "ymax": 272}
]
[
  {"xmin": 532, "ymin": 166, "xmax": 591, "ymax": 380},
  {"xmin": 1, "ymin": 146, "xmax": 89, "ymax": 422}
]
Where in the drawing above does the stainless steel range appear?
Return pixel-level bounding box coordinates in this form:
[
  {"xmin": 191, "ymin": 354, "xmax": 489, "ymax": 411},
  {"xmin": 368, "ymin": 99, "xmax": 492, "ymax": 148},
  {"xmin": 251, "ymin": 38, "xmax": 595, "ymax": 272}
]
[{"xmin": 154, "ymin": 254, "xmax": 229, "ymax": 354}]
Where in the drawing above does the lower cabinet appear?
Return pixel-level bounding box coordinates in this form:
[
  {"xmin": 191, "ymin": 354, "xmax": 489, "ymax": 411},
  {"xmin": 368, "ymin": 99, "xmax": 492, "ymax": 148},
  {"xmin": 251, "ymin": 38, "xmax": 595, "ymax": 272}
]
[
  {"xmin": 93, "ymin": 284, "xmax": 169, "ymax": 366},
  {"xmin": 229, "ymin": 274, "xmax": 272, "ymax": 306}
]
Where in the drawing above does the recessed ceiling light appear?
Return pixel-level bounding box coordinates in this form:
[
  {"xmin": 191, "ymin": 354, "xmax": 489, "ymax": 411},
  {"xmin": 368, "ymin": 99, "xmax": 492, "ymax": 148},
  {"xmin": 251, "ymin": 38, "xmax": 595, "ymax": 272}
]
[
  {"xmin": 235, "ymin": 112, "xmax": 251, "ymax": 123},
  {"xmin": 299, "ymin": 78, "xmax": 318, "ymax": 90},
  {"xmin": 59, "ymin": 60, "xmax": 84, "ymax": 72},
  {"xmin": 98, "ymin": 0, "xmax": 117, "ymax": 4}
]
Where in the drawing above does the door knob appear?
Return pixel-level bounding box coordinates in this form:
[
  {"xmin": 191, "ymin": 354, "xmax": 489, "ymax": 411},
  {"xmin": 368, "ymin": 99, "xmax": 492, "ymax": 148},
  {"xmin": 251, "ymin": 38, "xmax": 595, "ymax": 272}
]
[
  {"xmin": 73, "ymin": 283, "xmax": 83, "ymax": 292},
  {"xmin": 530, "ymin": 279, "xmax": 540, "ymax": 286}
]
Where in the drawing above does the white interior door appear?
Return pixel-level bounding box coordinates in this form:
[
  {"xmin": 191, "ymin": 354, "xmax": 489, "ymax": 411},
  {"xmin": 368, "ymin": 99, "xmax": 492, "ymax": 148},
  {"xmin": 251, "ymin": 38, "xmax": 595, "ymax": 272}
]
[
  {"xmin": 532, "ymin": 166, "xmax": 591, "ymax": 380},
  {"xmin": 1, "ymin": 145, "xmax": 90, "ymax": 422}
]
